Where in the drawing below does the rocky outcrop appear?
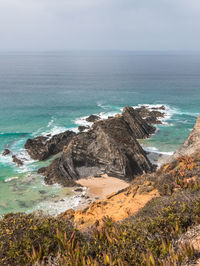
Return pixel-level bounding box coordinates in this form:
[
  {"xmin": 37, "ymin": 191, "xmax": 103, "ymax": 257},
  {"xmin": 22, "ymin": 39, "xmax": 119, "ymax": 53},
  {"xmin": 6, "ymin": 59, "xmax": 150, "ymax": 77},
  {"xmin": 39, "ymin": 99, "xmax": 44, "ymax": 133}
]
[
  {"xmin": 78, "ymin": 126, "xmax": 89, "ymax": 132},
  {"xmin": 122, "ymin": 106, "xmax": 156, "ymax": 138},
  {"xmin": 86, "ymin": 115, "xmax": 100, "ymax": 123},
  {"xmin": 12, "ymin": 155, "xmax": 23, "ymax": 166},
  {"xmin": 2, "ymin": 149, "xmax": 11, "ymax": 156},
  {"xmin": 40, "ymin": 115, "xmax": 154, "ymax": 186},
  {"xmin": 38, "ymin": 159, "xmax": 78, "ymax": 187},
  {"xmin": 25, "ymin": 131, "xmax": 76, "ymax": 160},
  {"xmin": 135, "ymin": 105, "xmax": 165, "ymax": 124},
  {"xmin": 172, "ymin": 116, "xmax": 200, "ymax": 159}
]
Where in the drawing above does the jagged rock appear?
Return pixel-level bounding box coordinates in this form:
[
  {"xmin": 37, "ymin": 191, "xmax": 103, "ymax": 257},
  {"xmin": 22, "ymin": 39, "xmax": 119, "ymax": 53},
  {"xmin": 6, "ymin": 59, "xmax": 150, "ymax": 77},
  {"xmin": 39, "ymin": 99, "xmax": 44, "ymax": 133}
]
[
  {"xmin": 74, "ymin": 188, "xmax": 84, "ymax": 192},
  {"xmin": 152, "ymin": 105, "xmax": 165, "ymax": 110},
  {"xmin": 39, "ymin": 116, "xmax": 153, "ymax": 186},
  {"xmin": 78, "ymin": 126, "xmax": 89, "ymax": 132},
  {"xmin": 135, "ymin": 105, "xmax": 165, "ymax": 124},
  {"xmin": 145, "ymin": 116, "xmax": 162, "ymax": 125},
  {"xmin": 86, "ymin": 115, "xmax": 100, "ymax": 123},
  {"xmin": 12, "ymin": 155, "xmax": 23, "ymax": 166},
  {"xmin": 172, "ymin": 116, "xmax": 200, "ymax": 159},
  {"xmin": 122, "ymin": 106, "xmax": 156, "ymax": 138},
  {"xmin": 38, "ymin": 158, "xmax": 78, "ymax": 187},
  {"xmin": 2, "ymin": 149, "xmax": 11, "ymax": 156},
  {"xmin": 25, "ymin": 131, "xmax": 76, "ymax": 161}
]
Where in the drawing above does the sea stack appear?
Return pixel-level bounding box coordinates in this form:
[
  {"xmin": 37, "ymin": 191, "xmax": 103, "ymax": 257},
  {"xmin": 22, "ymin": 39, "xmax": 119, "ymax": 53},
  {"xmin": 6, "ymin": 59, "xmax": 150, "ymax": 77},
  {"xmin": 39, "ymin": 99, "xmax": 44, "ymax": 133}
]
[{"xmin": 39, "ymin": 108, "xmax": 155, "ymax": 187}]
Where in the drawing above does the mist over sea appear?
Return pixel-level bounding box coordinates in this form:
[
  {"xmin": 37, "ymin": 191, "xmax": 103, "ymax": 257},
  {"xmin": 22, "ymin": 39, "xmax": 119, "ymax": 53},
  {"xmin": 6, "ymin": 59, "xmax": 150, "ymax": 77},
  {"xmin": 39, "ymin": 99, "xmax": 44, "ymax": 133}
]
[{"xmin": 0, "ymin": 51, "xmax": 199, "ymax": 215}]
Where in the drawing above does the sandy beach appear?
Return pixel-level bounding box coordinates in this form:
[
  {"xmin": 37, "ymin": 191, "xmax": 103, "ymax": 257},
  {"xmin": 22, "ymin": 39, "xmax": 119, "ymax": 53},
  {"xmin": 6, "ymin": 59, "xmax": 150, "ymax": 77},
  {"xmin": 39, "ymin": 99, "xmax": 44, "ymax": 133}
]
[{"xmin": 75, "ymin": 175, "xmax": 129, "ymax": 209}]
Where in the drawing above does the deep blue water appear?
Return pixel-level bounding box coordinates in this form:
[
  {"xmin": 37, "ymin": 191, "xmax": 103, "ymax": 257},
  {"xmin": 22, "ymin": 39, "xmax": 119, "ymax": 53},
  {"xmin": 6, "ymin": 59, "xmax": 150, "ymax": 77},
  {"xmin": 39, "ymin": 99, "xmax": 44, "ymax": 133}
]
[{"xmin": 0, "ymin": 51, "xmax": 199, "ymax": 215}]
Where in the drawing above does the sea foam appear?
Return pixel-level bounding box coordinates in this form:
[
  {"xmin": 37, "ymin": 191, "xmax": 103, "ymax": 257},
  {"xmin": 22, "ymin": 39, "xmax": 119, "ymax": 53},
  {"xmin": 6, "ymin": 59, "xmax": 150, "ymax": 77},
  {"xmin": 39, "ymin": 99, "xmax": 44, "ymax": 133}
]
[{"xmin": 4, "ymin": 176, "xmax": 19, "ymax": 183}]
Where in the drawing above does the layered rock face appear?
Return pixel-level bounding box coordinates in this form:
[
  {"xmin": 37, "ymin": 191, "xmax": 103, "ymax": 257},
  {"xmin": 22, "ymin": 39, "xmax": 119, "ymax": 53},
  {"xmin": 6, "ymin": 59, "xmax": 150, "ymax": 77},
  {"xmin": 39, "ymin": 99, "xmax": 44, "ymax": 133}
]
[
  {"xmin": 40, "ymin": 113, "xmax": 154, "ymax": 186},
  {"xmin": 25, "ymin": 131, "xmax": 76, "ymax": 160},
  {"xmin": 122, "ymin": 106, "xmax": 156, "ymax": 138},
  {"xmin": 172, "ymin": 116, "xmax": 200, "ymax": 159}
]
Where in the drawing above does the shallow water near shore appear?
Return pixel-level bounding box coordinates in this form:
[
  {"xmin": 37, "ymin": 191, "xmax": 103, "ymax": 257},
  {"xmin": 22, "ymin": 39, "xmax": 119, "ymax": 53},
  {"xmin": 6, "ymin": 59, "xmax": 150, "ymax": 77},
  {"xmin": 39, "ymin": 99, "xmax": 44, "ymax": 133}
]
[{"xmin": 0, "ymin": 51, "xmax": 200, "ymax": 216}]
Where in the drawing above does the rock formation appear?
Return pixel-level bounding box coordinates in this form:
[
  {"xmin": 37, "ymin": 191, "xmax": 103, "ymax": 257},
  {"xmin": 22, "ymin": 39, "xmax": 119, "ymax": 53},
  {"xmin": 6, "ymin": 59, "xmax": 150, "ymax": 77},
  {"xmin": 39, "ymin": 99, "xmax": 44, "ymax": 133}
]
[
  {"xmin": 2, "ymin": 149, "xmax": 11, "ymax": 156},
  {"xmin": 135, "ymin": 105, "xmax": 165, "ymax": 124},
  {"xmin": 78, "ymin": 126, "xmax": 89, "ymax": 132},
  {"xmin": 12, "ymin": 155, "xmax": 23, "ymax": 166},
  {"xmin": 122, "ymin": 106, "xmax": 156, "ymax": 138},
  {"xmin": 172, "ymin": 116, "xmax": 200, "ymax": 159},
  {"xmin": 25, "ymin": 131, "xmax": 76, "ymax": 160},
  {"xmin": 86, "ymin": 115, "xmax": 100, "ymax": 123},
  {"xmin": 40, "ymin": 114, "xmax": 154, "ymax": 187}
]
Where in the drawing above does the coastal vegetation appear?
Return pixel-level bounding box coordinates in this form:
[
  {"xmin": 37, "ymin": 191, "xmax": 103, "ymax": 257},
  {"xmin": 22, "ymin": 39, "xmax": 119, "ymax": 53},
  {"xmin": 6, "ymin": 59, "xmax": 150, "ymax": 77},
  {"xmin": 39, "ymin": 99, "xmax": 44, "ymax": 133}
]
[{"xmin": 1, "ymin": 153, "xmax": 200, "ymax": 265}]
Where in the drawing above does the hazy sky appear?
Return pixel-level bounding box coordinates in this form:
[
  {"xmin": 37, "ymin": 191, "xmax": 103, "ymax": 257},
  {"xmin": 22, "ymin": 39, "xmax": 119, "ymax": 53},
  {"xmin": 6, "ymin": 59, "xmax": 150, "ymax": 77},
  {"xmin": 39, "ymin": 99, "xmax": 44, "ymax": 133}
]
[{"xmin": 0, "ymin": 0, "xmax": 200, "ymax": 51}]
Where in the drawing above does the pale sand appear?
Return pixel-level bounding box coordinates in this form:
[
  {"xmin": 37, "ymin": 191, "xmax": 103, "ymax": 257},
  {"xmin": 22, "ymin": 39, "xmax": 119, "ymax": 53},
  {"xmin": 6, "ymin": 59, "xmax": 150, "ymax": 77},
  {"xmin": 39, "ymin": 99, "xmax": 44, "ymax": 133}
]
[{"xmin": 76, "ymin": 175, "xmax": 129, "ymax": 200}]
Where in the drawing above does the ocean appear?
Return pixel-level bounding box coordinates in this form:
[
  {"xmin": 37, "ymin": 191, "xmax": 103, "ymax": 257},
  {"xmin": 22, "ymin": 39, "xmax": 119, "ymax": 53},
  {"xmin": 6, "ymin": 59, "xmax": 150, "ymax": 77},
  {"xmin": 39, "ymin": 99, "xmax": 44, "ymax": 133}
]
[{"xmin": 0, "ymin": 51, "xmax": 199, "ymax": 216}]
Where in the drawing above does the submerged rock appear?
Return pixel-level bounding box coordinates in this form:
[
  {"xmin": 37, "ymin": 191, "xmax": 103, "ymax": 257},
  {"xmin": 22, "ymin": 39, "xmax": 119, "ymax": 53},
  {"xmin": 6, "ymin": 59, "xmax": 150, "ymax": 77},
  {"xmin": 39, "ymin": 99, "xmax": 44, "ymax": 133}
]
[
  {"xmin": 40, "ymin": 115, "xmax": 153, "ymax": 186},
  {"xmin": 25, "ymin": 131, "xmax": 76, "ymax": 160},
  {"xmin": 2, "ymin": 149, "xmax": 11, "ymax": 156}
]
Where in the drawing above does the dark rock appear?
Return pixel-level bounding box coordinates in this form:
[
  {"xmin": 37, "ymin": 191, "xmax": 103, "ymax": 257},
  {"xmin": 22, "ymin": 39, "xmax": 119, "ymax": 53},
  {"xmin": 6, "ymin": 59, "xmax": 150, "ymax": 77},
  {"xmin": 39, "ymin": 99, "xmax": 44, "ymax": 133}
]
[
  {"xmin": 39, "ymin": 190, "xmax": 47, "ymax": 194},
  {"xmin": 157, "ymin": 105, "xmax": 165, "ymax": 110},
  {"xmin": 40, "ymin": 115, "xmax": 153, "ymax": 186},
  {"xmin": 145, "ymin": 116, "xmax": 162, "ymax": 125},
  {"xmin": 86, "ymin": 115, "xmax": 100, "ymax": 123},
  {"xmin": 38, "ymin": 158, "xmax": 78, "ymax": 187},
  {"xmin": 78, "ymin": 126, "xmax": 89, "ymax": 132},
  {"xmin": 25, "ymin": 131, "xmax": 76, "ymax": 161},
  {"xmin": 12, "ymin": 155, "xmax": 23, "ymax": 166},
  {"xmin": 2, "ymin": 149, "xmax": 11, "ymax": 156},
  {"xmin": 37, "ymin": 167, "xmax": 46, "ymax": 174},
  {"xmin": 122, "ymin": 106, "xmax": 156, "ymax": 138},
  {"xmin": 135, "ymin": 106, "xmax": 165, "ymax": 124},
  {"xmin": 74, "ymin": 188, "xmax": 84, "ymax": 192}
]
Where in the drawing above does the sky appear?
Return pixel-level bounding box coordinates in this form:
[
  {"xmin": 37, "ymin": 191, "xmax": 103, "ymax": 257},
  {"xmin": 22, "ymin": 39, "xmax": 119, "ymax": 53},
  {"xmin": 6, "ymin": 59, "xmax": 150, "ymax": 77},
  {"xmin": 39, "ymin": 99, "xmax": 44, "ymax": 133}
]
[{"xmin": 0, "ymin": 0, "xmax": 200, "ymax": 51}]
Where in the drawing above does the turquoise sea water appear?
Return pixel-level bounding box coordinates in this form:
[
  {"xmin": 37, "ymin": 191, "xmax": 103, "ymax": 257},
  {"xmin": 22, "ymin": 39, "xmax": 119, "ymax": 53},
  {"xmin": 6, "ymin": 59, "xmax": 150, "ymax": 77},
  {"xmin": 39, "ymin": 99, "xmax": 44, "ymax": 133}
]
[{"xmin": 0, "ymin": 51, "xmax": 199, "ymax": 216}]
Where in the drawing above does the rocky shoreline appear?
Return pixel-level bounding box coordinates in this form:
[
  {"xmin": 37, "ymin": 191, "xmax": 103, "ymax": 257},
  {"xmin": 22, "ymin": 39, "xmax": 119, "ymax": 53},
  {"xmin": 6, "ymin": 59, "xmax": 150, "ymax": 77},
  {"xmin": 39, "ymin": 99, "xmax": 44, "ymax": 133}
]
[
  {"xmin": 21, "ymin": 105, "xmax": 166, "ymax": 187},
  {"xmin": 1, "ymin": 104, "xmax": 167, "ymax": 217},
  {"xmin": 2, "ymin": 107, "xmax": 200, "ymax": 265},
  {"xmin": 60, "ymin": 114, "xmax": 200, "ymax": 229},
  {"xmin": 1, "ymin": 104, "xmax": 169, "ymax": 216}
]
